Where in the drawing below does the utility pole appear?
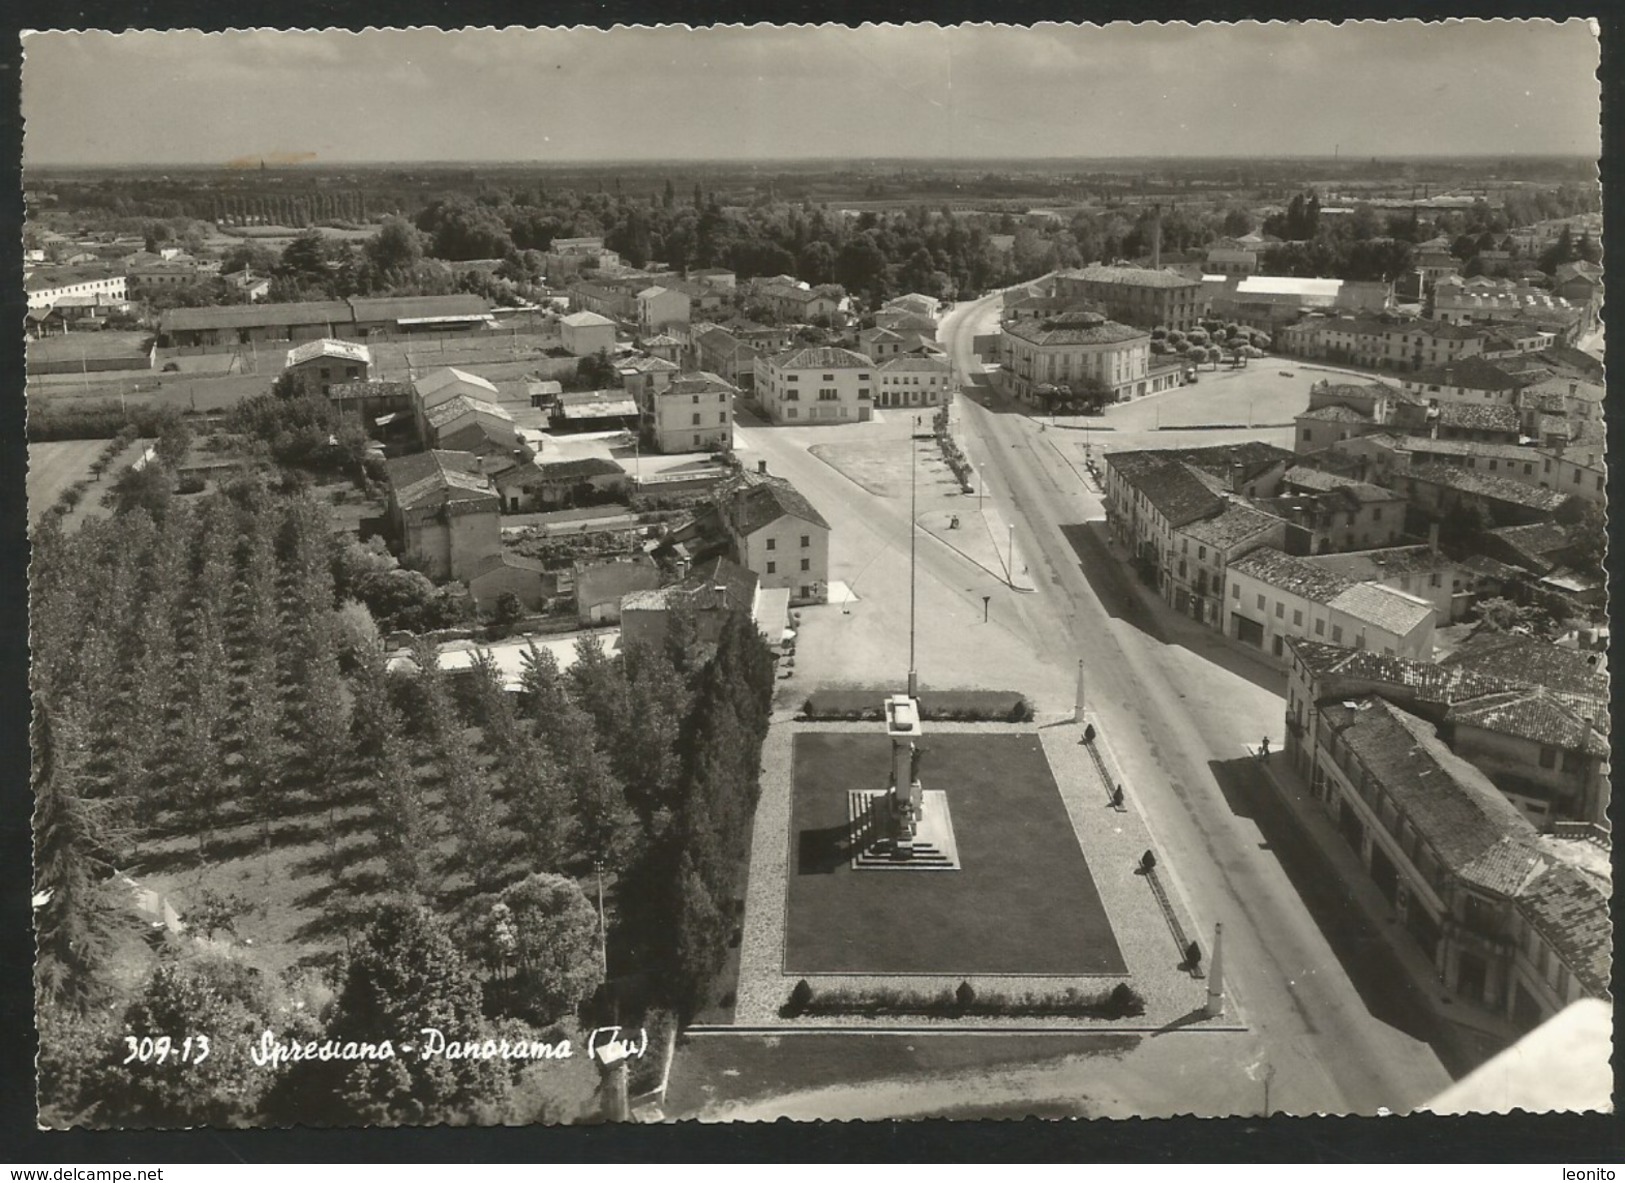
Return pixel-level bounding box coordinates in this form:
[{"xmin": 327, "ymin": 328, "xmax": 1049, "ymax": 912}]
[
  {"xmin": 908, "ymin": 433, "xmax": 918, "ymax": 697},
  {"xmin": 1074, "ymin": 659, "xmax": 1086, "ymax": 723},
  {"xmin": 1007, "ymin": 523, "xmax": 1015, "ymax": 583}
]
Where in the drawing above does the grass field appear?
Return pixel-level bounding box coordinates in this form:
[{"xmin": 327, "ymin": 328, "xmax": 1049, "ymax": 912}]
[
  {"xmin": 25, "ymin": 438, "xmax": 149, "ymax": 529},
  {"xmin": 785, "ymin": 732, "xmax": 1124, "ymax": 976}
]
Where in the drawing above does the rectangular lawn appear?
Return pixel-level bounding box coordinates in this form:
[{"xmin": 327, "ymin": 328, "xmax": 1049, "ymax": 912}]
[{"xmin": 786, "ymin": 732, "xmax": 1126, "ymax": 976}]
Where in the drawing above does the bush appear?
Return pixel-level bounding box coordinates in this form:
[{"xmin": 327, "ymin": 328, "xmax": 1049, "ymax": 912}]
[
  {"xmin": 785, "ymin": 982, "xmax": 1146, "ymax": 1020},
  {"xmin": 801, "ymin": 689, "xmax": 1031, "ymax": 723},
  {"xmin": 1108, "ymin": 983, "xmax": 1145, "ymax": 1018}
]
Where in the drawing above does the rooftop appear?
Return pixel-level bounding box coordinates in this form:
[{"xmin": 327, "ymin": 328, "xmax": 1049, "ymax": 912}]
[
  {"xmin": 348, "ymin": 294, "xmax": 489, "ymax": 321},
  {"xmin": 766, "ymin": 345, "xmax": 874, "ymax": 370},
  {"xmin": 1444, "ymin": 687, "xmax": 1608, "ymax": 757},
  {"xmin": 285, "ymin": 337, "xmax": 371, "ymax": 369},
  {"xmin": 1406, "ymin": 463, "xmax": 1571, "ymax": 512},
  {"xmin": 160, "ymin": 300, "xmax": 353, "ymax": 332},
  {"xmin": 561, "ymin": 310, "xmax": 616, "ymax": 328},
  {"xmin": 1436, "ymin": 402, "xmax": 1521, "ymax": 433},
  {"xmin": 1440, "ymin": 633, "xmax": 1609, "ymax": 701},
  {"xmin": 1176, "ymin": 500, "xmax": 1282, "ymax": 551},
  {"xmin": 1325, "ymin": 581, "xmax": 1435, "ymax": 637},
  {"xmin": 1003, "ymin": 316, "xmax": 1147, "ymax": 348},
  {"xmin": 1321, "ymin": 696, "xmax": 1535, "ymax": 875},
  {"xmin": 1229, "ymin": 546, "xmax": 1355, "ymax": 605},
  {"xmin": 1514, "ymin": 862, "xmax": 1612, "ymax": 996},
  {"xmin": 723, "ymin": 473, "xmax": 831, "ymax": 535},
  {"xmin": 1296, "ymin": 404, "xmax": 1373, "ymax": 424},
  {"xmin": 1408, "ymin": 356, "xmax": 1540, "ymax": 392},
  {"xmin": 1060, "ymin": 264, "xmax": 1202, "ymax": 290},
  {"xmin": 1106, "ymin": 454, "xmax": 1224, "ymax": 528},
  {"xmin": 383, "ymin": 449, "xmax": 496, "ymax": 511}
]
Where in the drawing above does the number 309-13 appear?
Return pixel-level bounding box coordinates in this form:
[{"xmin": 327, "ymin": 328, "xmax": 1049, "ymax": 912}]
[{"xmin": 122, "ymin": 1034, "xmax": 211, "ymax": 1065}]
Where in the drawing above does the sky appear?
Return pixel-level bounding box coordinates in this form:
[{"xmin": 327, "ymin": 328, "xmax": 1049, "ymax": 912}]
[{"xmin": 21, "ymin": 22, "xmax": 1603, "ymax": 166}]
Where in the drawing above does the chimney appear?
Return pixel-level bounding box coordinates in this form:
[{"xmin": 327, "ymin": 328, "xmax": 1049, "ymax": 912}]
[
  {"xmin": 1151, "ymin": 204, "xmax": 1163, "ymax": 271},
  {"xmin": 757, "ymin": 459, "xmax": 768, "ymax": 474},
  {"xmin": 1229, "ymin": 460, "xmax": 1246, "ymax": 494},
  {"xmin": 1427, "ymin": 520, "xmax": 1440, "ymax": 555}
]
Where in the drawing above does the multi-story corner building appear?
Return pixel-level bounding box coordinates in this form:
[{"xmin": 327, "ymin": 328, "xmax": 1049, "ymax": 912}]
[
  {"xmin": 1051, "ymin": 264, "xmax": 1205, "ymax": 331},
  {"xmin": 999, "ymin": 311, "xmax": 1169, "ymax": 404},
  {"xmin": 717, "ymin": 471, "xmax": 832, "ymax": 605},
  {"xmin": 1225, "ymin": 546, "xmax": 1436, "ymax": 663},
  {"xmin": 640, "ymin": 370, "xmax": 735, "ymax": 454},
  {"xmin": 754, "ymin": 345, "xmax": 875, "ymax": 424},
  {"xmin": 875, "ymin": 354, "xmax": 954, "ymax": 410}
]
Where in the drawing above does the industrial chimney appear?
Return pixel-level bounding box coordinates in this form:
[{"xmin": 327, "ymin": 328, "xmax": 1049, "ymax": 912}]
[{"xmin": 1151, "ymin": 204, "xmax": 1163, "ymax": 271}]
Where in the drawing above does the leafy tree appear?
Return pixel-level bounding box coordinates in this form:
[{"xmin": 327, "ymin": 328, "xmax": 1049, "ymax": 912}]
[
  {"xmin": 278, "ymin": 228, "xmax": 333, "ymax": 285},
  {"xmin": 105, "ymin": 956, "xmax": 281, "ymax": 1128},
  {"xmin": 307, "ymin": 900, "xmax": 510, "ymax": 1125},
  {"xmin": 366, "ymin": 216, "xmax": 426, "ymax": 273},
  {"xmin": 487, "ymin": 873, "xmax": 604, "ymax": 1025},
  {"xmin": 111, "ymin": 463, "xmax": 173, "ymax": 522}
]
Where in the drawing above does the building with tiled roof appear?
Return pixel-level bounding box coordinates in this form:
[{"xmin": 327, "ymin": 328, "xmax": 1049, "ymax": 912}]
[
  {"xmin": 1394, "ymin": 461, "xmax": 1573, "ymax": 524},
  {"xmin": 998, "ymin": 311, "xmax": 1168, "ymax": 405},
  {"xmin": 1286, "ymin": 634, "xmax": 1609, "ymax": 829},
  {"xmin": 1435, "ymin": 401, "xmax": 1522, "ymax": 442},
  {"xmin": 637, "ymin": 370, "xmax": 735, "ymax": 455},
  {"xmin": 1284, "ymin": 683, "xmax": 1612, "ymax": 1043},
  {"xmin": 1307, "ymin": 545, "xmax": 1478, "ymax": 624},
  {"xmin": 1226, "ymin": 547, "xmax": 1435, "ymax": 662},
  {"xmin": 875, "ymin": 353, "xmax": 954, "ymax": 410},
  {"xmin": 1104, "ymin": 443, "xmax": 1299, "ymax": 628},
  {"xmin": 1254, "ymin": 467, "xmax": 1409, "ymax": 553},
  {"xmin": 1513, "ymin": 861, "xmax": 1612, "ymax": 1000},
  {"xmin": 1279, "ymin": 313, "xmax": 1491, "ymax": 373},
  {"xmin": 1476, "ymin": 522, "xmax": 1584, "ymax": 577},
  {"xmin": 621, "ymin": 557, "xmax": 763, "ymax": 651},
  {"xmin": 714, "ymin": 470, "xmax": 831, "ymax": 605},
  {"xmin": 1401, "ymin": 356, "xmax": 1544, "ymax": 407},
  {"xmin": 325, "ymin": 379, "xmax": 415, "ymax": 424},
  {"xmin": 1439, "ymin": 632, "xmax": 1609, "ymax": 701},
  {"xmin": 754, "ymin": 346, "xmax": 876, "ymax": 425},
  {"xmin": 559, "ymin": 309, "xmax": 618, "ymax": 357},
  {"xmin": 1052, "ymin": 264, "xmax": 1205, "ymax": 330},
  {"xmin": 382, "ymin": 450, "xmax": 500, "ymax": 582},
  {"xmin": 281, "ymin": 337, "xmax": 372, "ymax": 397}
]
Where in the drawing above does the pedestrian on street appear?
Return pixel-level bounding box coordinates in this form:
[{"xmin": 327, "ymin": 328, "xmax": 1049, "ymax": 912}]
[{"xmin": 1260, "ymin": 735, "xmax": 1270, "ymax": 758}]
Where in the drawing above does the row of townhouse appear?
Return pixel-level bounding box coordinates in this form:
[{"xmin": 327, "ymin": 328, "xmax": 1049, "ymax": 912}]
[
  {"xmin": 1277, "ymin": 313, "xmax": 1489, "ymax": 372},
  {"xmin": 1283, "ymin": 640, "xmax": 1609, "ymax": 1057},
  {"xmin": 1101, "ymin": 436, "xmax": 1582, "ymax": 655}
]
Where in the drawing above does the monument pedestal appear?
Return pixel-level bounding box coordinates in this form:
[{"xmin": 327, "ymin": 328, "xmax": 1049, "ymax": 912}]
[{"xmin": 848, "ymin": 789, "xmax": 961, "ymax": 870}]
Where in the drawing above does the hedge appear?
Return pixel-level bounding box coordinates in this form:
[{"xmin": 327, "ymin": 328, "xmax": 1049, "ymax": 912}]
[
  {"xmin": 801, "ymin": 689, "xmax": 1032, "ymax": 723},
  {"xmin": 781, "ymin": 980, "xmax": 1145, "ymax": 1020}
]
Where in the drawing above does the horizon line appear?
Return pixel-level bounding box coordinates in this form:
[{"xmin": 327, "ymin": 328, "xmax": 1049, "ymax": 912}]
[{"xmin": 22, "ymin": 151, "xmax": 1603, "ymax": 171}]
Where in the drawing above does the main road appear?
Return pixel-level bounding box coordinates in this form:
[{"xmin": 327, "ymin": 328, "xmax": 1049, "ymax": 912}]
[{"xmin": 933, "ymin": 292, "xmax": 1453, "ymax": 1115}]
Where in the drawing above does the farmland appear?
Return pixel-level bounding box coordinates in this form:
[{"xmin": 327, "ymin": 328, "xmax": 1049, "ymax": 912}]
[{"xmin": 26, "ymin": 438, "xmax": 149, "ymax": 529}]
